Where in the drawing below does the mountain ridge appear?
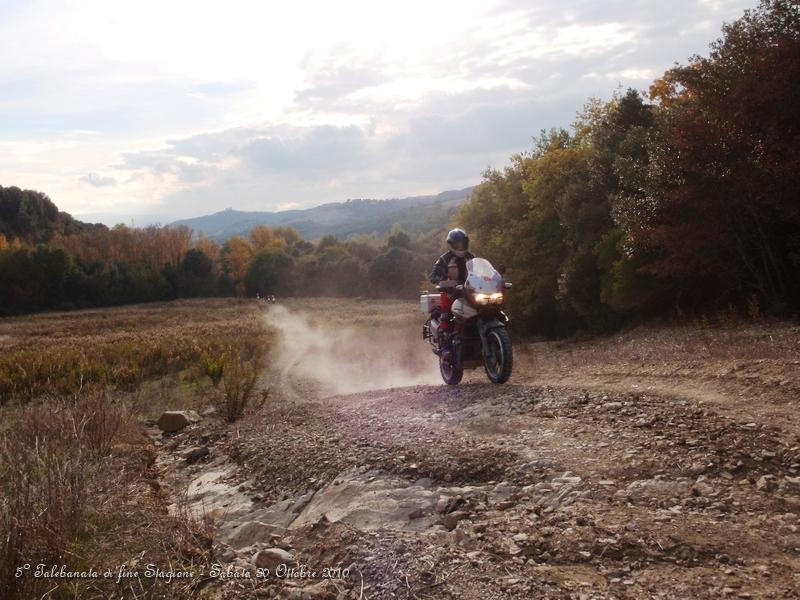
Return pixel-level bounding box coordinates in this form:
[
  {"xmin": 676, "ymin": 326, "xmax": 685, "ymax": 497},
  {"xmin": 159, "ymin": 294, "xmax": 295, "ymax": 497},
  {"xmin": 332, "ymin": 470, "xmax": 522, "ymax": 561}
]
[{"xmin": 170, "ymin": 186, "xmax": 475, "ymax": 241}]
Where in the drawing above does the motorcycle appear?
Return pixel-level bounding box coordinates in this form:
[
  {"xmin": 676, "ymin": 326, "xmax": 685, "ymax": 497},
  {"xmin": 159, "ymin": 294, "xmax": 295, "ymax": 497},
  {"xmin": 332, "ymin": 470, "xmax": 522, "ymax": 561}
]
[{"xmin": 421, "ymin": 257, "xmax": 513, "ymax": 385}]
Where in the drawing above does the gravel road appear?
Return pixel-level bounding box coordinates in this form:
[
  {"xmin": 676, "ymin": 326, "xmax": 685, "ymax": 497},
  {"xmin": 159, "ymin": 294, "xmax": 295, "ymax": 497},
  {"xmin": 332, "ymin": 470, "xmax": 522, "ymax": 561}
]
[{"xmin": 162, "ymin": 301, "xmax": 800, "ymax": 599}]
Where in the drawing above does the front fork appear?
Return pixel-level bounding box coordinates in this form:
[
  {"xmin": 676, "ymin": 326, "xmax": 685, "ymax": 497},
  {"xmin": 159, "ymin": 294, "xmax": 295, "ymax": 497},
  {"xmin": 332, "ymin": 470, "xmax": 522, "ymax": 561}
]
[{"xmin": 477, "ymin": 319, "xmax": 490, "ymax": 358}]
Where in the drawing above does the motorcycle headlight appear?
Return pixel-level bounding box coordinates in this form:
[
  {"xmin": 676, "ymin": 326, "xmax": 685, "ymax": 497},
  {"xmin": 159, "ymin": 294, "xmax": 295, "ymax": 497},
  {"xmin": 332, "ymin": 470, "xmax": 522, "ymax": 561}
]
[
  {"xmin": 474, "ymin": 293, "xmax": 490, "ymax": 305},
  {"xmin": 490, "ymin": 292, "xmax": 503, "ymax": 303}
]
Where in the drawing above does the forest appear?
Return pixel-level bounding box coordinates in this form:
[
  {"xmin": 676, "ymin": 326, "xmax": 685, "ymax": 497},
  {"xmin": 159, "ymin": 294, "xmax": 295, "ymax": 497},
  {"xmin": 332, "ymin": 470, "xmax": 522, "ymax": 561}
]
[
  {"xmin": 1, "ymin": 0, "xmax": 798, "ymax": 335},
  {"xmin": 458, "ymin": 0, "xmax": 799, "ymax": 335},
  {"xmin": 0, "ymin": 189, "xmax": 436, "ymax": 314}
]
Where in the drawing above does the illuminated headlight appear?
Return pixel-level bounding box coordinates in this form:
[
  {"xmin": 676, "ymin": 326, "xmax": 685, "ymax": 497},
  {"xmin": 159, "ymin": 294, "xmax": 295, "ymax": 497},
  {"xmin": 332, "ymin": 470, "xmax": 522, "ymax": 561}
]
[{"xmin": 474, "ymin": 293, "xmax": 503, "ymax": 305}]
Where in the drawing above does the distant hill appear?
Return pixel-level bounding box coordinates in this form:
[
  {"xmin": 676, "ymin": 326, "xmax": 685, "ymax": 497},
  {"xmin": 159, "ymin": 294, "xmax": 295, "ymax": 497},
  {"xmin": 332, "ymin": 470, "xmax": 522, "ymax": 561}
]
[
  {"xmin": 0, "ymin": 185, "xmax": 104, "ymax": 243},
  {"xmin": 170, "ymin": 187, "xmax": 475, "ymax": 241}
]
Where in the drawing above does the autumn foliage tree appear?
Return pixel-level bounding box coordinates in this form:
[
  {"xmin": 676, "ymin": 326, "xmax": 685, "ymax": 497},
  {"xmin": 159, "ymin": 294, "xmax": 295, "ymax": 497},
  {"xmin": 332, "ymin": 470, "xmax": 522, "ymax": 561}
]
[
  {"xmin": 459, "ymin": 0, "xmax": 799, "ymax": 336},
  {"xmin": 623, "ymin": 0, "xmax": 800, "ymax": 311}
]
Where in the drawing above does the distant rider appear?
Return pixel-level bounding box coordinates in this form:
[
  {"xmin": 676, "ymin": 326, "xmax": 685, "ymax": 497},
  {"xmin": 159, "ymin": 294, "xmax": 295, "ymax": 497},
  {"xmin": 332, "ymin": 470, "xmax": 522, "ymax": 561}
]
[{"xmin": 428, "ymin": 228, "xmax": 474, "ymax": 361}]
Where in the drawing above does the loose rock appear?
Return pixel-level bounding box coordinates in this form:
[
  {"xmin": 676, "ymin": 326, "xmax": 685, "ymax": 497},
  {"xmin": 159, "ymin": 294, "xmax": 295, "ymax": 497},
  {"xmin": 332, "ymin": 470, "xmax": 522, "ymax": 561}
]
[
  {"xmin": 252, "ymin": 548, "xmax": 294, "ymax": 570},
  {"xmin": 157, "ymin": 410, "xmax": 200, "ymax": 433}
]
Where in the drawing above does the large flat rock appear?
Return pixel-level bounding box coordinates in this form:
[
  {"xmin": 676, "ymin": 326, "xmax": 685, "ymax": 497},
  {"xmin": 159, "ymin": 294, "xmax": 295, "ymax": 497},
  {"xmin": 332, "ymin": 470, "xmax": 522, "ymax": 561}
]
[{"xmin": 289, "ymin": 470, "xmax": 489, "ymax": 532}]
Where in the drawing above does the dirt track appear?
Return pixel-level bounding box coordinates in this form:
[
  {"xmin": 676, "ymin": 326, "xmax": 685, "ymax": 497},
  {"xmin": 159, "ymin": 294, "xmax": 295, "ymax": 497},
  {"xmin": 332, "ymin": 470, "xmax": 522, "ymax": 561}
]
[{"xmin": 164, "ymin": 301, "xmax": 800, "ymax": 599}]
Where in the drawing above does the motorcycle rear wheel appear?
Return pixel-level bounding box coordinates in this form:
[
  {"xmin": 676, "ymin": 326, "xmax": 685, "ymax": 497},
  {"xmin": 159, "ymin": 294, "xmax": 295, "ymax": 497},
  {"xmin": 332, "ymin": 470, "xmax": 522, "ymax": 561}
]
[{"xmin": 484, "ymin": 327, "xmax": 513, "ymax": 384}]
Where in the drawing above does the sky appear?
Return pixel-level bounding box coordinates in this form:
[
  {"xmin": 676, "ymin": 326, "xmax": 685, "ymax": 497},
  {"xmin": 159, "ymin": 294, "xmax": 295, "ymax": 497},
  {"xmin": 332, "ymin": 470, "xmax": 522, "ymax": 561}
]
[{"xmin": 0, "ymin": 0, "xmax": 755, "ymax": 224}]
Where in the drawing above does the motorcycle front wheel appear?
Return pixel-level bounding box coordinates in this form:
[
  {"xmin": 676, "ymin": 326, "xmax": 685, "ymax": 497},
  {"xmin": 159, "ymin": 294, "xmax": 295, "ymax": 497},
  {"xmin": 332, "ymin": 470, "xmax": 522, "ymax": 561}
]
[
  {"xmin": 484, "ymin": 327, "xmax": 513, "ymax": 384},
  {"xmin": 440, "ymin": 355, "xmax": 463, "ymax": 385}
]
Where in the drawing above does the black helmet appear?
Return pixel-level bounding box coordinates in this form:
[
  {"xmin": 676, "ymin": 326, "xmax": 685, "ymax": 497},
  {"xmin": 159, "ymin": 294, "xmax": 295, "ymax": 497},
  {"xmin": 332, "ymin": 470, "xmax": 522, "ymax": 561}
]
[{"xmin": 446, "ymin": 228, "xmax": 469, "ymax": 257}]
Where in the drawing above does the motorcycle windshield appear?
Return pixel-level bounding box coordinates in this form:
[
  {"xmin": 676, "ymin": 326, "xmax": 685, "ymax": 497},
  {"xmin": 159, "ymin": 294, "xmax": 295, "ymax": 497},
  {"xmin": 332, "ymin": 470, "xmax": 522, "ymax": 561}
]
[{"xmin": 465, "ymin": 258, "xmax": 503, "ymax": 293}]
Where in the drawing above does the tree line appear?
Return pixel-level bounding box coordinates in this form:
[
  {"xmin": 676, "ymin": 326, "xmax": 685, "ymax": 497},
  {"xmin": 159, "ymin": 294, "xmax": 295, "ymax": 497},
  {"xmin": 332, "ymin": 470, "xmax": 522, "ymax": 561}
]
[
  {"xmin": 458, "ymin": 0, "xmax": 800, "ymax": 336},
  {"xmin": 0, "ymin": 197, "xmax": 440, "ymax": 314}
]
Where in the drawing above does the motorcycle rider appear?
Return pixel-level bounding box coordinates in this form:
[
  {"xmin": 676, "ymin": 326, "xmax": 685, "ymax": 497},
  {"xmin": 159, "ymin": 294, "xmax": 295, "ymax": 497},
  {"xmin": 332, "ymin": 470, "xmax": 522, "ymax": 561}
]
[{"xmin": 429, "ymin": 228, "xmax": 474, "ymax": 362}]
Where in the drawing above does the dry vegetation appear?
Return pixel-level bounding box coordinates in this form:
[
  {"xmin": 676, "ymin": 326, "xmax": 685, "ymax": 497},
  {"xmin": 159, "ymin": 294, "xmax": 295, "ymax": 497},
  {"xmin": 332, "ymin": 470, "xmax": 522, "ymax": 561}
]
[
  {"xmin": 0, "ymin": 299, "xmax": 266, "ymax": 403},
  {"xmin": 0, "ymin": 298, "xmax": 269, "ymax": 600},
  {"xmin": 2, "ymin": 296, "xmax": 797, "ymax": 599}
]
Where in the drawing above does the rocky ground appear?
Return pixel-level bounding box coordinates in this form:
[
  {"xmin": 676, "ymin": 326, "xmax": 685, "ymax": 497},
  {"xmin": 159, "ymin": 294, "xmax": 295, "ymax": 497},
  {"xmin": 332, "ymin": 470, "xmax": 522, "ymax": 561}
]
[{"xmin": 152, "ymin": 305, "xmax": 800, "ymax": 599}]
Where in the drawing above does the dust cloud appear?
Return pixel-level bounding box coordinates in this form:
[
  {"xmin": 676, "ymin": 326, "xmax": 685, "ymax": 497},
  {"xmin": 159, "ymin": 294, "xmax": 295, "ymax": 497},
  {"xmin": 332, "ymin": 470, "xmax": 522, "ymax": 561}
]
[{"xmin": 263, "ymin": 304, "xmax": 442, "ymax": 395}]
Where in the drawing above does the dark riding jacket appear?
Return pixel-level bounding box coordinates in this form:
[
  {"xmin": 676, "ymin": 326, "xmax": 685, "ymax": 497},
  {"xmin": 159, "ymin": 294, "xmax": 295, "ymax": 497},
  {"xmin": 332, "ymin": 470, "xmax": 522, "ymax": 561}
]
[{"xmin": 429, "ymin": 250, "xmax": 475, "ymax": 285}]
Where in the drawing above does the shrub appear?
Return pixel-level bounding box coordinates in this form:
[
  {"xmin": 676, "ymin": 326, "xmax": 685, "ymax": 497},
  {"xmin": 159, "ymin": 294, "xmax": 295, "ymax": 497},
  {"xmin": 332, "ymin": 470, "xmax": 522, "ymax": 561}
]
[
  {"xmin": 215, "ymin": 351, "xmax": 267, "ymax": 423},
  {"xmin": 200, "ymin": 353, "xmax": 225, "ymax": 387},
  {"xmin": 0, "ymin": 403, "xmax": 91, "ymax": 599},
  {"xmin": 74, "ymin": 393, "xmax": 130, "ymax": 456}
]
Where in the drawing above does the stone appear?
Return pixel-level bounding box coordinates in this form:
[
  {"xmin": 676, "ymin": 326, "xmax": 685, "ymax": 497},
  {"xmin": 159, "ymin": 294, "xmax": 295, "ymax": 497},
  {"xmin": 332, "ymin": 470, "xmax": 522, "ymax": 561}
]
[
  {"xmin": 214, "ymin": 544, "xmax": 236, "ymax": 562},
  {"xmin": 504, "ymin": 541, "xmax": 522, "ymax": 556},
  {"xmin": 441, "ymin": 495, "xmax": 466, "ymax": 514},
  {"xmin": 783, "ymin": 476, "xmax": 800, "ymax": 491},
  {"xmin": 687, "ymin": 462, "xmax": 708, "ymax": 476},
  {"xmin": 225, "ymin": 521, "xmax": 285, "ymax": 549},
  {"xmin": 492, "ymin": 482, "xmax": 517, "ymax": 498},
  {"xmin": 441, "ymin": 511, "xmax": 468, "ymax": 531},
  {"xmin": 181, "ymin": 467, "xmax": 251, "ymax": 519},
  {"xmin": 691, "ymin": 480, "xmax": 715, "ymax": 497},
  {"xmin": 184, "ymin": 446, "xmax": 210, "ymax": 464},
  {"xmin": 408, "ymin": 508, "xmax": 428, "ymax": 520},
  {"xmin": 624, "ymin": 478, "xmax": 691, "ymax": 502},
  {"xmin": 252, "ymin": 548, "xmax": 294, "ymax": 570},
  {"xmin": 157, "ymin": 410, "xmax": 200, "ymax": 432},
  {"xmin": 454, "ymin": 521, "xmax": 477, "ymax": 546},
  {"xmin": 288, "ymin": 470, "xmax": 442, "ymax": 532},
  {"xmin": 756, "ymin": 475, "xmax": 778, "ymax": 493}
]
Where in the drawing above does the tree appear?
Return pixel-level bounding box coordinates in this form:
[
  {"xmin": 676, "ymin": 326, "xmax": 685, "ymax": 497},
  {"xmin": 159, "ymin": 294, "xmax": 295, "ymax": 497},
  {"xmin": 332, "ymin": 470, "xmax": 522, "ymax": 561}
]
[
  {"xmin": 0, "ymin": 245, "xmax": 76, "ymax": 312},
  {"xmin": 368, "ymin": 246, "xmax": 427, "ymax": 298},
  {"xmin": 314, "ymin": 245, "xmax": 363, "ymax": 296},
  {"xmin": 244, "ymin": 249, "xmax": 294, "ymax": 296},
  {"xmin": 630, "ymin": 0, "xmax": 800, "ymax": 311},
  {"xmin": 556, "ymin": 90, "xmax": 655, "ymax": 326},
  {"xmin": 387, "ymin": 231, "xmax": 411, "ymax": 249},
  {"xmin": 220, "ymin": 236, "xmax": 254, "ymax": 295},
  {"xmin": 176, "ymin": 248, "xmax": 216, "ymax": 297},
  {"xmin": 317, "ymin": 235, "xmax": 340, "ymax": 252},
  {"xmin": 250, "ymin": 225, "xmax": 287, "ymax": 251},
  {"xmin": 194, "ymin": 234, "xmax": 220, "ymax": 261}
]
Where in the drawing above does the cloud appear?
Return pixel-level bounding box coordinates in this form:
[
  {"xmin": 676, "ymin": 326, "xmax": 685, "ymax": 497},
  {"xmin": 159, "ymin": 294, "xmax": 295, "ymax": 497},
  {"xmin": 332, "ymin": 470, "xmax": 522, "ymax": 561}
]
[
  {"xmin": 80, "ymin": 172, "xmax": 116, "ymax": 187},
  {"xmin": 123, "ymin": 93, "xmax": 572, "ymax": 216},
  {"xmin": 0, "ymin": 0, "xmax": 756, "ymax": 218},
  {"xmin": 295, "ymin": 51, "xmax": 387, "ymax": 105},
  {"xmin": 237, "ymin": 125, "xmax": 373, "ymax": 175}
]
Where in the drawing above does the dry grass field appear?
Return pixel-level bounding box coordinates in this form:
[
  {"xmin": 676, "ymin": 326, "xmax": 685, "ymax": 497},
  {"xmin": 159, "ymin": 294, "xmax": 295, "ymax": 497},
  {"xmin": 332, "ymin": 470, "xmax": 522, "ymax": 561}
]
[{"xmin": 0, "ymin": 298, "xmax": 269, "ymax": 600}]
